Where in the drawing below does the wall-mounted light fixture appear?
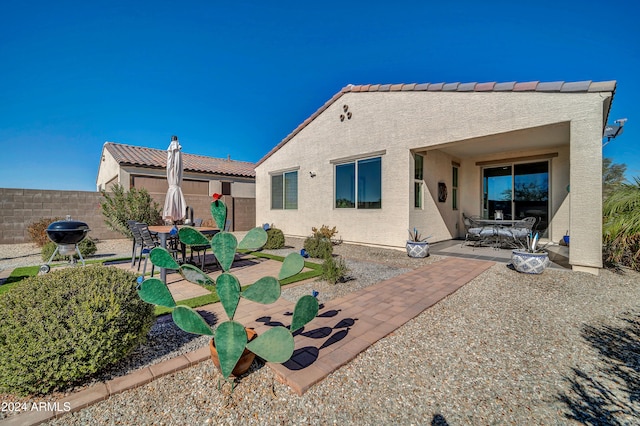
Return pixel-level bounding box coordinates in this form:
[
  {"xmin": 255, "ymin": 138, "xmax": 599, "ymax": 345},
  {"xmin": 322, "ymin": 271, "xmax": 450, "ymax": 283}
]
[
  {"xmin": 309, "ymin": 171, "xmax": 316, "ymax": 178},
  {"xmin": 603, "ymin": 118, "xmax": 627, "ymax": 147}
]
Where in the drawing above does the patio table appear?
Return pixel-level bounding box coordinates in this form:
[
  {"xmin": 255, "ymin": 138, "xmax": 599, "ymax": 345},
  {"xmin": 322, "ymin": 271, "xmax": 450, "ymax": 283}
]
[
  {"xmin": 148, "ymin": 225, "xmax": 218, "ymax": 283},
  {"xmin": 475, "ymin": 219, "xmax": 520, "ymax": 249}
]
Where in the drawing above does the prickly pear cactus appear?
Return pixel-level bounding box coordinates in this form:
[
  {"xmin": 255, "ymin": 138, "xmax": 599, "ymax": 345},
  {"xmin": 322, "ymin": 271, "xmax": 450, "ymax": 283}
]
[{"xmin": 136, "ymin": 195, "xmax": 319, "ymax": 379}]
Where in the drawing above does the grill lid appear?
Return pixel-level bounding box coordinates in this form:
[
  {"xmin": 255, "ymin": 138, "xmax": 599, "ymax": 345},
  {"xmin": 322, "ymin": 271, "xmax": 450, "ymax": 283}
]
[
  {"xmin": 47, "ymin": 220, "xmax": 90, "ymax": 232},
  {"xmin": 46, "ymin": 219, "xmax": 90, "ymax": 245}
]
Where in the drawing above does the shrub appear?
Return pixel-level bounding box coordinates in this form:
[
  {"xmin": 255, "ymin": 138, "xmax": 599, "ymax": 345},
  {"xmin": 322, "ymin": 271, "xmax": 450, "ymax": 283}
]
[
  {"xmin": 27, "ymin": 217, "xmax": 64, "ymax": 247},
  {"xmin": 264, "ymin": 227, "xmax": 285, "ymax": 249},
  {"xmin": 603, "ymin": 177, "xmax": 640, "ymax": 271},
  {"xmin": 312, "ymin": 224, "xmax": 342, "ymax": 245},
  {"xmin": 0, "ymin": 266, "xmax": 155, "ymax": 395},
  {"xmin": 303, "ymin": 235, "xmax": 333, "ymax": 259},
  {"xmin": 41, "ymin": 237, "xmax": 97, "ymax": 262},
  {"xmin": 100, "ymin": 183, "xmax": 163, "ymax": 238},
  {"xmin": 312, "ymin": 225, "xmax": 338, "ymax": 239},
  {"xmin": 321, "ymin": 255, "xmax": 349, "ymax": 284}
]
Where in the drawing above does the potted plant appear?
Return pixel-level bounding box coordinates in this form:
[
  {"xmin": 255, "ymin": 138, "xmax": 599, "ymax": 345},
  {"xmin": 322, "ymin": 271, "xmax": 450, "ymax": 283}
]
[
  {"xmin": 136, "ymin": 194, "xmax": 319, "ymax": 381},
  {"xmin": 406, "ymin": 227, "xmax": 432, "ymax": 258},
  {"xmin": 510, "ymin": 232, "xmax": 550, "ymax": 274}
]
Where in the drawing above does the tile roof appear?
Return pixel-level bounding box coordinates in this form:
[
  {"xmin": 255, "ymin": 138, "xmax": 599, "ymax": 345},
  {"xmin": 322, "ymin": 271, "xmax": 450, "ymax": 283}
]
[
  {"xmin": 104, "ymin": 142, "xmax": 255, "ymax": 178},
  {"xmin": 256, "ymin": 80, "xmax": 617, "ymax": 166}
]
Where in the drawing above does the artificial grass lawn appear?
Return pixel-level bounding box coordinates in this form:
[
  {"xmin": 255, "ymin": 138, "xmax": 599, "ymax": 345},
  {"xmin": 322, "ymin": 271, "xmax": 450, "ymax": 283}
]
[{"xmin": 0, "ymin": 252, "xmax": 323, "ymax": 315}]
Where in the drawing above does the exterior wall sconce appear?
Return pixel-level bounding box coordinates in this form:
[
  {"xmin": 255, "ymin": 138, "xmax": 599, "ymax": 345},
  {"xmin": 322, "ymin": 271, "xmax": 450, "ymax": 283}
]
[{"xmin": 309, "ymin": 171, "xmax": 316, "ymax": 178}]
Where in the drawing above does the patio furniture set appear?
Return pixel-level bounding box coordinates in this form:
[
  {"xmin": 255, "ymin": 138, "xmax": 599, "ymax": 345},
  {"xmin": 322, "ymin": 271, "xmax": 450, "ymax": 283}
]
[
  {"xmin": 462, "ymin": 213, "xmax": 537, "ymax": 250},
  {"xmin": 126, "ymin": 220, "xmax": 220, "ymax": 281}
]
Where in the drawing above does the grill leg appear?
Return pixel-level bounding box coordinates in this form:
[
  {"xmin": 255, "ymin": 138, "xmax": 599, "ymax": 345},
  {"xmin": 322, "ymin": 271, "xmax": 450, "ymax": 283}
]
[{"xmin": 75, "ymin": 246, "xmax": 85, "ymax": 266}]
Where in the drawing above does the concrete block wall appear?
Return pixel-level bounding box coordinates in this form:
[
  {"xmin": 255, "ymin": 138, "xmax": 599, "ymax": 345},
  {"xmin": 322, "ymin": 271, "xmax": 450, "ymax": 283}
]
[
  {"xmin": 0, "ymin": 188, "xmax": 256, "ymax": 244},
  {"xmin": 0, "ymin": 188, "xmax": 122, "ymax": 244},
  {"xmin": 232, "ymin": 198, "xmax": 256, "ymax": 231}
]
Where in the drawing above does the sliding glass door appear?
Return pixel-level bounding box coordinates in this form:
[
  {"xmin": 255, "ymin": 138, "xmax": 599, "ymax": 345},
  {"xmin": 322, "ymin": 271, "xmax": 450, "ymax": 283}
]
[
  {"xmin": 483, "ymin": 161, "xmax": 549, "ymax": 233},
  {"xmin": 482, "ymin": 165, "xmax": 512, "ymax": 220}
]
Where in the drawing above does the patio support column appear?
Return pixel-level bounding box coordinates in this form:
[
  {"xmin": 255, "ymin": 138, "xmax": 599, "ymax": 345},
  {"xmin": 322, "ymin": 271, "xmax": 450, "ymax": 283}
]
[{"xmin": 569, "ymin": 113, "xmax": 603, "ymax": 275}]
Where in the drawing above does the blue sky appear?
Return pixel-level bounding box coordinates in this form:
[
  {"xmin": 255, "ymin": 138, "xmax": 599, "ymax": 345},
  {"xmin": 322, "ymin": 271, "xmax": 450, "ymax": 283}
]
[{"xmin": 1, "ymin": 0, "xmax": 638, "ymax": 191}]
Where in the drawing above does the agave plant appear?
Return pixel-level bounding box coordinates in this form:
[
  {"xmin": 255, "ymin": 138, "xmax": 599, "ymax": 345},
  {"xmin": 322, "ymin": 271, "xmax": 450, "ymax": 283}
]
[
  {"xmin": 136, "ymin": 194, "xmax": 319, "ymax": 379},
  {"xmin": 524, "ymin": 232, "xmax": 546, "ymax": 253},
  {"xmin": 407, "ymin": 227, "xmax": 432, "ymax": 243}
]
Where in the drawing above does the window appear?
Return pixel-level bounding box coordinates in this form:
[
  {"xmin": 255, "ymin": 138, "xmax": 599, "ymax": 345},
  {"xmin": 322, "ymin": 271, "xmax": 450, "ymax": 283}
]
[
  {"xmin": 221, "ymin": 182, "xmax": 231, "ymax": 196},
  {"xmin": 414, "ymin": 154, "xmax": 424, "ymax": 208},
  {"xmin": 452, "ymin": 165, "xmax": 459, "ymax": 210},
  {"xmin": 335, "ymin": 157, "xmax": 381, "ymax": 209},
  {"xmin": 271, "ymin": 171, "xmax": 298, "ymax": 209}
]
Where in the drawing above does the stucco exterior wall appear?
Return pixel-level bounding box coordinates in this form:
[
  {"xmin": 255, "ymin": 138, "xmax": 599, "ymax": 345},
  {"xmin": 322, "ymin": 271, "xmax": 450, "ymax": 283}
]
[
  {"xmin": 256, "ymin": 90, "xmax": 610, "ymax": 269},
  {"xmin": 96, "ymin": 150, "xmax": 121, "ymax": 191},
  {"xmin": 410, "ymin": 150, "xmax": 460, "ymax": 243}
]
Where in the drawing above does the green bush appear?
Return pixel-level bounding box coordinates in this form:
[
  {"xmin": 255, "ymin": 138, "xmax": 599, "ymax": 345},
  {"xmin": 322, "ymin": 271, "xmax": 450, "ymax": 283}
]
[
  {"xmin": 321, "ymin": 255, "xmax": 349, "ymax": 284},
  {"xmin": 100, "ymin": 183, "xmax": 163, "ymax": 238},
  {"xmin": 27, "ymin": 217, "xmax": 64, "ymax": 247},
  {"xmin": 41, "ymin": 237, "xmax": 97, "ymax": 262},
  {"xmin": 0, "ymin": 266, "xmax": 155, "ymax": 395},
  {"xmin": 603, "ymin": 177, "xmax": 640, "ymax": 271},
  {"xmin": 303, "ymin": 235, "xmax": 333, "ymax": 259},
  {"xmin": 264, "ymin": 227, "xmax": 285, "ymax": 249}
]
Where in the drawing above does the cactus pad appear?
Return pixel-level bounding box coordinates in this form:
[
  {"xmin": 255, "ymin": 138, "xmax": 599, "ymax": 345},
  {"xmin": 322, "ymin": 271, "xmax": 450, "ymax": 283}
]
[
  {"xmin": 278, "ymin": 252, "xmax": 305, "ymax": 280},
  {"xmin": 216, "ymin": 273, "xmax": 241, "ymax": 320},
  {"xmin": 214, "ymin": 321, "xmax": 248, "ymax": 378},
  {"xmin": 179, "ymin": 264, "xmax": 215, "ymax": 286},
  {"xmin": 241, "ymin": 276, "xmax": 280, "ymax": 304},
  {"xmin": 210, "ymin": 199, "xmax": 227, "ymax": 230},
  {"xmin": 246, "ymin": 326, "xmax": 294, "ymax": 363},
  {"xmin": 237, "ymin": 227, "xmax": 268, "ymax": 250},
  {"xmin": 150, "ymin": 247, "xmax": 180, "ymax": 270},
  {"xmin": 172, "ymin": 306, "xmax": 214, "ymax": 336},
  {"xmin": 290, "ymin": 295, "xmax": 320, "ymax": 332},
  {"xmin": 136, "ymin": 277, "xmax": 176, "ymax": 308},
  {"xmin": 211, "ymin": 232, "xmax": 237, "ymax": 271},
  {"xmin": 178, "ymin": 227, "xmax": 210, "ymax": 246}
]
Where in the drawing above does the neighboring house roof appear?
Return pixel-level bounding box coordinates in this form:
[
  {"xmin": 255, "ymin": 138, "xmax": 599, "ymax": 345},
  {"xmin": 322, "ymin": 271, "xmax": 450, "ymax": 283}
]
[
  {"xmin": 256, "ymin": 80, "xmax": 617, "ymax": 166},
  {"xmin": 103, "ymin": 142, "xmax": 256, "ymax": 178}
]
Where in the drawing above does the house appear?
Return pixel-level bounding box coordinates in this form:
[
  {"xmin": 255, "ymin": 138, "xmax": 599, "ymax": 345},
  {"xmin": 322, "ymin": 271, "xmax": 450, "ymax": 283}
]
[
  {"xmin": 97, "ymin": 142, "xmax": 256, "ymax": 230},
  {"xmin": 255, "ymin": 80, "xmax": 617, "ymax": 275}
]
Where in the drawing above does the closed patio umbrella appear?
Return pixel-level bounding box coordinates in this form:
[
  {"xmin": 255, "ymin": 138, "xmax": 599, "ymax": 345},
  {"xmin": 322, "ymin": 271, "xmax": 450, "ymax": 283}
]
[{"xmin": 163, "ymin": 135, "xmax": 187, "ymax": 223}]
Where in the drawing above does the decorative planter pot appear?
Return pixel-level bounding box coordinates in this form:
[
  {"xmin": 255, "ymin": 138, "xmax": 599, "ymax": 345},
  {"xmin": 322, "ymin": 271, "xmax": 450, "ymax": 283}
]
[
  {"xmin": 406, "ymin": 241, "xmax": 430, "ymax": 258},
  {"xmin": 511, "ymin": 250, "xmax": 550, "ymax": 274},
  {"xmin": 209, "ymin": 328, "xmax": 257, "ymax": 377}
]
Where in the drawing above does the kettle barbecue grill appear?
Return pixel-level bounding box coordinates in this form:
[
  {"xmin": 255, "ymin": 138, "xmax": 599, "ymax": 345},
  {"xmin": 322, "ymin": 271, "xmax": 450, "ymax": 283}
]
[{"xmin": 39, "ymin": 216, "xmax": 90, "ymax": 274}]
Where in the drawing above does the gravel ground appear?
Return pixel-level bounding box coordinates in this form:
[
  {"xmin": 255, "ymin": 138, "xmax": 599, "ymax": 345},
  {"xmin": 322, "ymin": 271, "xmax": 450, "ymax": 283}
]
[{"xmin": 2, "ymin": 238, "xmax": 640, "ymax": 424}]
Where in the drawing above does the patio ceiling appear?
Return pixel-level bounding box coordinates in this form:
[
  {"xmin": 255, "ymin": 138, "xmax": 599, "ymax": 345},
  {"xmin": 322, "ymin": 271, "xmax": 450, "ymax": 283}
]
[{"xmin": 421, "ymin": 122, "xmax": 570, "ymax": 159}]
